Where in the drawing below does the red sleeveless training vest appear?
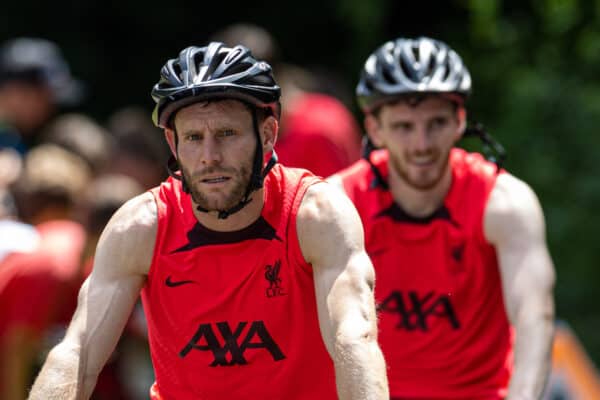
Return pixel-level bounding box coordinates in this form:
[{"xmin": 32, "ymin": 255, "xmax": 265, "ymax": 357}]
[
  {"xmin": 337, "ymin": 148, "xmax": 513, "ymax": 399},
  {"xmin": 141, "ymin": 164, "xmax": 337, "ymax": 399}
]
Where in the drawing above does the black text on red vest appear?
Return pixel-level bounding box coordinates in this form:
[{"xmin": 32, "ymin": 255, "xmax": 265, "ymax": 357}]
[
  {"xmin": 179, "ymin": 321, "xmax": 286, "ymax": 366},
  {"xmin": 378, "ymin": 291, "xmax": 460, "ymax": 331}
]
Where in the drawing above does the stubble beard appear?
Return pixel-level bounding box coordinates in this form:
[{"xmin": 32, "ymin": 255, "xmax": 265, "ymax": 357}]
[
  {"xmin": 180, "ymin": 163, "xmax": 252, "ymax": 212},
  {"xmin": 390, "ymin": 149, "xmax": 451, "ymax": 191}
]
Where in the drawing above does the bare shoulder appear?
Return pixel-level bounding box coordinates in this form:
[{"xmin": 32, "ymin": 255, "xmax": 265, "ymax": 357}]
[
  {"xmin": 325, "ymin": 173, "xmax": 345, "ymax": 192},
  {"xmin": 298, "ymin": 181, "xmax": 362, "ymax": 235},
  {"xmin": 484, "ymin": 172, "xmax": 546, "ymax": 244},
  {"xmin": 94, "ymin": 191, "xmax": 158, "ymax": 278},
  {"xmin": 297, "ymin": 181, "xmax": 364, "ymax": 264}
]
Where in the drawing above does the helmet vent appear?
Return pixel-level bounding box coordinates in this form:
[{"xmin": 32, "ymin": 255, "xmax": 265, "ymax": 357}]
[
  {"xmin": 225, "ymin": 62, "xmax": 250, "ymax": 76},
  {"xmin": 204, "ymin": 52, "xmax": 227, "ymax": 80},
  {"xmin": 398, "ymin": 58, "xmax": 413, "ymax": 82},
  {"xmin": 441, "ymin": 62, "xmax": 451, "ymax": 81},
  {"xmin": 243, "ymin": 73, "xmax": 271, "ymax": 85},
  {"xmin": 172, "ymin": 63, "xmax": 182, "ymax": 80},
  {"xmin": 411, "ymin": 46, "xmax": 420, "ymax": 61},
  {"xmin": 192, "ymin": 53, "xmax": 204, "ymax": 71},
  {"xmin": 224, "ymin": 47, "xmax": 243, "ymax": 65},
  {"xmin": 426, "ymin": 56, "xmax": 437, "ymax": 79}
]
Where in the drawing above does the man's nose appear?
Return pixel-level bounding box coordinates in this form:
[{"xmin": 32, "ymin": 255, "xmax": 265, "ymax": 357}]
[
  {"xmin": 413, "ymin": 127, "xmax": 432, "ymax": 153},
  {"xmin": 200, "ymin": 137, "xmax": 222, "ymax": 165}
]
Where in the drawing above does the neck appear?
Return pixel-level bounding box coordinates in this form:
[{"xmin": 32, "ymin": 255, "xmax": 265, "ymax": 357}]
[
  {"xmin": 191, "ymin": 188, "xmax": 265, "ymax": 232},
  {"xmin": 387, "ymin": 161, "xmax": 453, "ymax": 218}
]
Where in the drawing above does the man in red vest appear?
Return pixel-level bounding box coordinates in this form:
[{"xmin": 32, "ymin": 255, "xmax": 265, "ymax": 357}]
[
  {"xmin": 28, "ymin": 42, "xmax": 388, "ymax": 399},
  {"xmin": 330, "ymin": 36, "xmax": 556, "ymax": 399}
]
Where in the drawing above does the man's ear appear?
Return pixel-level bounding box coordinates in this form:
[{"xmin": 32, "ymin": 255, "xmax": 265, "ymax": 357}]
[
  {"xmin": 261, "ymin": 115, "xmax": 278, "ymax": 153},
  {"xmin": 164, "ymin": 128, "xmax": 177, "ymax": 156},
  {"xmin": 365, "ymin": 114, "xmax": 384, "ymax": 148},
  {"xmin": 455, "ymin": 107, "xmax": 467, "ymax": 142}
]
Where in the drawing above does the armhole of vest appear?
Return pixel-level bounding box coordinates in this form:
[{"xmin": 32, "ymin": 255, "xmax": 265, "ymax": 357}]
[
  {"xmin": 286, "ymin": 176, "xmax": 320, "ymax": 274},
  {"xmin": 146, "ymin": 186, "xmax": 165, "ymax": 288}
]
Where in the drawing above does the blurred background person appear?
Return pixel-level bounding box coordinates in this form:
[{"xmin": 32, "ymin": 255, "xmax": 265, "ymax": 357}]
[
  {"xmin": 0, "ymin": 187, "xmax": 38, "ymax": 262},
  {"xmin": 0, "ymin": 143, "xmax": 90, "ymax": 400},
  {"xmin": 0, "ymin": 167, "xmax": 144, "ymax": 399},
  {"xmin": 104, "ymin": 106, "xmax": 169, "ymax": 189},
  {"xmin": 211, "ymin": 23, "xmax": 362, "ymax": 177},
  {"xmin": 0, "ymin": 187, "xmax": 16, "ymax": 220},
  {"xmin": 329, "ymin": 36, "xmax": 556, "ymax": 399},
  {"xmin": 0, "ymin": 37, "xmax": 82, "ymax": 153},
  {"xmin": 275, "ymin": 65, "xmax": 363, "ymax": 177},
  {"xmin": 41, "ymin": 113, "xmax": 114, "ymax": 177},
  {"xmin": 0, "ymin": 103, "xmax": 163, "ymax": 398},
  {"xmin": 0, "ymin": 37, "xmax": 83, "ymax": 195},
  {"xmin": 11, "ymin": 144, "xmax": 90, "ymax": 225}
]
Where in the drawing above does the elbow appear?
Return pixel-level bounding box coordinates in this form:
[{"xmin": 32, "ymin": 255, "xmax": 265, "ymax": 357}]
[
  {"xmin": 45, "ymin": 340, "xmax": 81, "ymax": 363},
  {"xmin": 512, "ymin": 294, "xmax": 555, "ymax": 331},
  {"xmin": 333, "ymin": 318, "xmax": 378, "ymax": 359}
]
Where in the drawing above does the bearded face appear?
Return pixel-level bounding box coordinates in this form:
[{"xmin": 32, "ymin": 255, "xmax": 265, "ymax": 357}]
[
  {"xmin": 180, "ymin": 159, "xmax": 252, "ymax": 212},
  {"xmin": 370, "ymin": 96, "xmax": 464, "ymax": 191},
  {"xmin": 387, "ymin": 144, "xmax": 451, "ymax": 191},
  {"xmin": 170, "ymin": 100, "xmax": 260, "ymax": 213}
]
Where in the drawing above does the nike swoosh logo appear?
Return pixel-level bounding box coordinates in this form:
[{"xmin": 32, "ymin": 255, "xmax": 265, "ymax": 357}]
[
  {"xmin": 165, "ymin": 276, "xmax": 195, "ymax": 287},
  {"xmin": 368, "ymin": 248, "xmax": 389, "ymax": 258}
]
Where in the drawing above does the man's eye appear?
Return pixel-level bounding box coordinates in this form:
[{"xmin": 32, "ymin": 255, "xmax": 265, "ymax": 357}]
[
  {"xmin": 186, "ymin": 134, "xmax": 200, "ymax": 141},
  {"xmin": 220, "ymin": 130, "xmax": 235, "ymax": 137},
  {"xmin": 431, "ymin": 117, "xmax": 448, "ymax": 128},
  {"xmin": 391, "ymin": 122, "xmax": 413, "ymax": 132}
]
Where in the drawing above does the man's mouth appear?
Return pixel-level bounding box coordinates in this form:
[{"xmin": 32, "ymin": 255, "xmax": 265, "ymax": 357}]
[
  {"xmin": 201, "ymin": 176, "xmax": 230, "ymax": 184},
  {"xmin": 410, "ymin": 157, "xmax": 436, "ymax": 166}
]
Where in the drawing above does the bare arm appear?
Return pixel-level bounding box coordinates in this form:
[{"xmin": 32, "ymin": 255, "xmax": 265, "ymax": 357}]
[
  {"xmin": 485, "ymin": 174, "xmax": 556, "ymax": 400},
  {"xmin": 28, "ymin": 192, "xmax": 157, "ymax": 400},
  {"xmin": 325, "ymin": 173, "xmax": 344, "ymax": 191},
  {"xmin": 297, "ymin": 182, "xmax": 388, "ymax": 400}
]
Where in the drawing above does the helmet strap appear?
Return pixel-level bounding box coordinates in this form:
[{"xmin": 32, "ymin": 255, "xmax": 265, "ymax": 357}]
[
  {"xmin": 462, "ymin": 123, "xmax": 506, "ymax": 173},
  {"xmin": 363, "ymin": 123, "xmax": 506, "ymax": 190},
  {"xmin": 362, "ymin": 137, "xmax": 389, "ymax": 190},
  {"xmin": 165, "ymin": 130, "xmax": 192, "ymax": 193}
]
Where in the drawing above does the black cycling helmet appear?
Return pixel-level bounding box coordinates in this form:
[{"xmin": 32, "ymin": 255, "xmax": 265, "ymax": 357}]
[
  {"xmin": 356, "ymin": 36, "xmax": 471, "ymax": 113},
  {"xmin": 151, "ymin": 42, "xmax": 280, "ymax": 128},
  {"xmin": 151, "ymin": 42, "xmax": 281, "ymax": 219}
]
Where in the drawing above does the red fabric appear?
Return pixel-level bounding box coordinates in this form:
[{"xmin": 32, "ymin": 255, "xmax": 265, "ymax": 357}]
[
  {"xmin": 142, "ymin": 164, "xmax": 337, "ymax": 399},
  {"xmin": 0, "ymin": 221, "xmax": 86, "ymax": 394},
  {"xmin": 0, "ymin": 221, "xmax": 86, "ymax": 337},
  {"xmin": 276, "ymin": 93, "xmax": 361, "ymax": 177},
  {"xmin": 336, "ymin": 148, "xmax": 513, "ymax": 399}
]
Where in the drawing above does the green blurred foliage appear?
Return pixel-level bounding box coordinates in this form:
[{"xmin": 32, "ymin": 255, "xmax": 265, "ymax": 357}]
[
  {"xmin": 1, "ymin": 0, "xmax": 598, "ymax": 365},
  {"xmin": 457, "ymin": 0, "xmax": 600, "ymax": 363}
]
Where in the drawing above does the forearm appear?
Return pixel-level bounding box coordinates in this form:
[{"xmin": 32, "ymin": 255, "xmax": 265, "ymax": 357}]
[
  {"xmin": 507, "ymin": 305, "xmax": 555, "ymax": 400},
  {"xmin": 28, "ymin": 342, "xmax": 96, "ymax": 400},
  {"xmin": 333, "ymin": 337, "xmax": 389, "ymax": 400}
]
